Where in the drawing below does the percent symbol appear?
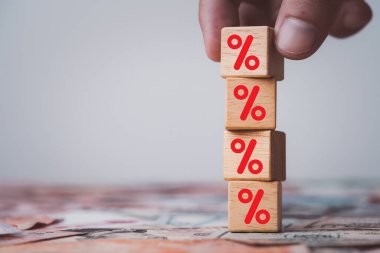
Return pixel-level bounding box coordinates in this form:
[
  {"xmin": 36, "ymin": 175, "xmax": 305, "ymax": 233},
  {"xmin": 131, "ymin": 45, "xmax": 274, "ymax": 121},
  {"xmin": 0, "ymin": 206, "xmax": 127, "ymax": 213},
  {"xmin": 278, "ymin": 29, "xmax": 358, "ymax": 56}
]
[
  {"xmin": 231, "ymin": 138, "xmax": 263, "ymax": 175},
  {"xmin": 238, "ymin": 188, "xmax": 270, "ymax": 225},
  {"xmin": 234, "ymin": 85, "xmax": 266, "ymax": 121},
  {"xmin": 227, "ymin": 34, "xmax": 260, "ymax": 71}
]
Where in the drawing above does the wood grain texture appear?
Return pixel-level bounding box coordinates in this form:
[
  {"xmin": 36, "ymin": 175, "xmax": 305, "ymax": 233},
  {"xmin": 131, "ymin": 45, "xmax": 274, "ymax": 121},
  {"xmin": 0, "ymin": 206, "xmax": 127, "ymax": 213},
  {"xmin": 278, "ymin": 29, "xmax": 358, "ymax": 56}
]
[
  {"xmin": 228, "ymin": 181, "xmax": 282, "ymax": 232},
  {"xmin": 272, "ymin": 131, "xmax": 286, "ymax": 181},
  {"xmin": 224, "ymin": 130, "xmax": 285, "ymax": 181},
  {"xmin": 226, "ymin": 78, "xmax": 276, "ymax": 130},
  {"xmin": 221, "ymin": 26, "xmax": 284, "ymax": 80}
]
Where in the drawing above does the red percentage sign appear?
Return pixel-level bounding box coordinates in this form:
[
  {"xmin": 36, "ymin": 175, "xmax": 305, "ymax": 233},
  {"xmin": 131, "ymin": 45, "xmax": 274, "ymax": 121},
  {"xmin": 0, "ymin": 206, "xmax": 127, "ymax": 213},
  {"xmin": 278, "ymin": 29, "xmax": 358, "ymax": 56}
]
[
  {"xmin": 238, "ymin": 188, "xmax": 270, "ymax": 225},
  {"xmin": 234, "ymin": 85, "xmax": 266, "ymax": 121},
  {"xmin": 227, "ymin": 34, "xmax": 260, "ymax": 71},
  {"xmin": 231, "ymin": 138, "xmax": 263, "ymax": 175}
]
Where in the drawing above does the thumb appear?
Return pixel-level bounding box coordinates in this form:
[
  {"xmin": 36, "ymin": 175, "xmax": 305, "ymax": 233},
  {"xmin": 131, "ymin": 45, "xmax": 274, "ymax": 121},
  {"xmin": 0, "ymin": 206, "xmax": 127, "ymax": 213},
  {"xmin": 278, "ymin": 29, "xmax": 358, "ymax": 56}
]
[{"xmin": 274, "ymin": 0, "xmax": 343, "ymax": 60}]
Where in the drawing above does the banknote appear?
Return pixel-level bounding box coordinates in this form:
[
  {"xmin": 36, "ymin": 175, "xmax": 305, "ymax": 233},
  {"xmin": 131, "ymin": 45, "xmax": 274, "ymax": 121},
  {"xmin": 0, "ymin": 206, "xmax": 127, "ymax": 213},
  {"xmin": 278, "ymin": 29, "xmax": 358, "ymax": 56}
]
[
  {"xmin": 1, "ymin": 180, "xmax": 380, "ymax": 251},
  {"xmin": 48, "ymin": 211, "xmax": 380, "ymax": 248},
  {"xmin": 54, "ymin": 209, "xmax": 227, "ymax": 229},
  {"xmin": 0, "ymin": 224, "xmax": 20, "ymax": 236},
  {"xmin": 62, "ymin": 226, "xmax": 227, "ymax": 241},
  {"xmin": 286, "ymin": 216, "xmax": 380, "ymax": 231},
  {"xmin": 312, "ymin": 248, "xmax": 380, "ymax": 253},
  {"xmin": 0, "ymin": 239, "xmax": 310, "ymax": 253},
  {"xmin": 223, "ymin": 230, "xmax": 380, "ymax": 247},
  {"xmin": 0, "ymin": 216, "xmax": 62, "ymax": 230},
  {"xmin": 0, "ymin": 230, "xmax": 84, "ymax": 247}
]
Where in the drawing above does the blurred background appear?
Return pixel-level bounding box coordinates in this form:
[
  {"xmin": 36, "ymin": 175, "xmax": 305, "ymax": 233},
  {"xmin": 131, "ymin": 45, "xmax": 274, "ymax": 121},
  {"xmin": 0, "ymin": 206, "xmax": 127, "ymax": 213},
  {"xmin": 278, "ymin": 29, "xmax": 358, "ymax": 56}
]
[{"xmin": 0, "ymin": 0, "xmax": 379, "ymax": 184}]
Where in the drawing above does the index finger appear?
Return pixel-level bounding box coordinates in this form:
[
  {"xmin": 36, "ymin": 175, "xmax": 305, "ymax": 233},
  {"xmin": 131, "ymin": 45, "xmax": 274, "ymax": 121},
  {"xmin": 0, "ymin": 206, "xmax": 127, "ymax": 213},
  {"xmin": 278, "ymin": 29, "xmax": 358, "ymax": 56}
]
[{"xmin": 199, "ymin": 0, "xmax": 239, "ymax": 61}]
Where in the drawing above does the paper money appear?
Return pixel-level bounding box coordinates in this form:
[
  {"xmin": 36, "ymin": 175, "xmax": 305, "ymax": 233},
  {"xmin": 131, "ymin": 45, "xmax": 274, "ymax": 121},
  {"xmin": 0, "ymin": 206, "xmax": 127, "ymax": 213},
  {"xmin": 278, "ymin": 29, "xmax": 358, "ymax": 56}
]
[
  {"xmin": 223, "ymin": 230, "xmax": 380, "ymax": 247},
  {"xmin": 63, "ymin": 226, "xmax": 227, "ymax": 241},
  {"xmin": 1, "ymin": 180, "xmax": 380, "ymax": 251},
  {"xmin": 0, "ymin": 230, "xmax": 84, "ymax": 247},
  {"xmin": 287, "ymin": 216, "xmax": 380, "ymax": 231},
  {"xmin": 0, "ymin": 224, "xmax": 20, "ymax": 236},
  {"xmin": 312, "ymin": 249, "xmax": 380, "ymax": 253},
  {"xmin": 0, "ymin": 239, "xmax": 310, "ymax": 253},
  {"xmin": 0, "ymin": 216, "xmax": 62, "ymax": 230}
]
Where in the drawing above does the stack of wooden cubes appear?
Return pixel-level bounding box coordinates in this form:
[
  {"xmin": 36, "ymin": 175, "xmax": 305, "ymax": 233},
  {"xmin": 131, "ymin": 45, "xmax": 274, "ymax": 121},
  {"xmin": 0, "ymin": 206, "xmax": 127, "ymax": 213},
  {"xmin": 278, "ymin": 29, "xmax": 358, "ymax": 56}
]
[{"xmin": 221, "ymin": 26, "xmax": 285, "ymax": 232}]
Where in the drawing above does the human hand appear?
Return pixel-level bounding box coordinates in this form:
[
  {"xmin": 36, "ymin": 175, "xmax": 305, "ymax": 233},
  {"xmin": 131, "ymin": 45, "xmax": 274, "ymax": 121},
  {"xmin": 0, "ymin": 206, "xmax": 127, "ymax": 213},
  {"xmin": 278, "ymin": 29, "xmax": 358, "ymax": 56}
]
[{"xmin": 199, "ymin": 0, "xmax": 372, "ymax": 60}]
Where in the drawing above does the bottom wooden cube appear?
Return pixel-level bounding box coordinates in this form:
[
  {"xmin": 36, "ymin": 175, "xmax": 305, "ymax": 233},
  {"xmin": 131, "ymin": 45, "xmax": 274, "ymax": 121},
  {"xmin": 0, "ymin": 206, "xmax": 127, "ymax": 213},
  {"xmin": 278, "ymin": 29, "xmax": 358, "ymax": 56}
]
[{"xmin": 228, "ymin": 181, "xmax": 281, "ymax": 232}]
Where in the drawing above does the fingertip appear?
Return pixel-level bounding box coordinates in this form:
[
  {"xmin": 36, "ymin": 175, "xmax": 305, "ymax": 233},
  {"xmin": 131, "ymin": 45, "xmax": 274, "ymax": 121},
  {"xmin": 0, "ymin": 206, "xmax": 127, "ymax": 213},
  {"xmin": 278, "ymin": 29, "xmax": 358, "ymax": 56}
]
[
  {"xmin": 199, "ymin": 0, "xmax": 239, "ymax": 62},
  {"xmin": 275, "ymin": 44, "xmax": 317, "ymax": 60},
  {"xmin": 274, "ymin": 0, "xmax": 344, "ymax": 60},
  {"xmin": 343, "ymin": 0, "xmax": 372, "ymax": 31},
  {"xmin": 276, "ymin": 47, "xmax": 315, "ymax": 60},
  {"xmin": 330, "ymin": 0, "xmax": 373, "ymax": 38},
  {"xmin": 205, "ymin": 42, "xmax": 221, "ymax": 62},
  {"xmin": 275, "ymin": 18, "xmax": 320, "ymax": 60}
]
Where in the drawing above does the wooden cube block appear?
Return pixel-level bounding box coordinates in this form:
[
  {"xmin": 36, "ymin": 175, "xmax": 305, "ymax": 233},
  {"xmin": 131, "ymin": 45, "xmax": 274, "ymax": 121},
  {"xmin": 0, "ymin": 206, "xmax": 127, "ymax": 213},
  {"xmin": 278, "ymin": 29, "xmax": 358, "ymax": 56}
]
[
  {"xmin": 228, "ymin": 181, "xmax": 281, "ymax": 232},
  {"xmin": 226, "ymin": 78, "xmax": 276, "ymax": 130},
  {"xmin": 224, "ymin": 130, "xmax": 285, "ymax": 181},
  {"xmin": 221, "ymin": 26, "xmax": 284, "ymax": 80}
]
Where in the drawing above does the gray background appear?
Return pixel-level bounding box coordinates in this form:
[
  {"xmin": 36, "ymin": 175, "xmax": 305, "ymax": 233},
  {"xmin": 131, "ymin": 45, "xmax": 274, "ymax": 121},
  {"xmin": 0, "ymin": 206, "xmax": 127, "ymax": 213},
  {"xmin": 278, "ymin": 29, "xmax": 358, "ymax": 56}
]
[{"xmin": 0, "ymin": 1, "xmax": 379, "ymax": 184}]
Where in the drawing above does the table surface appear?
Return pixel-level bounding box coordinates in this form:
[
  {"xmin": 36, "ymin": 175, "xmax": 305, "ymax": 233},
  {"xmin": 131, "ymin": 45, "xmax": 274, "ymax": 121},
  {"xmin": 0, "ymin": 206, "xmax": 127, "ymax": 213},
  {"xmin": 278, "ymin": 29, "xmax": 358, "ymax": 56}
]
[{"xmin": 1, "ymin": 180, "xmax": 380, "ymax": 253}]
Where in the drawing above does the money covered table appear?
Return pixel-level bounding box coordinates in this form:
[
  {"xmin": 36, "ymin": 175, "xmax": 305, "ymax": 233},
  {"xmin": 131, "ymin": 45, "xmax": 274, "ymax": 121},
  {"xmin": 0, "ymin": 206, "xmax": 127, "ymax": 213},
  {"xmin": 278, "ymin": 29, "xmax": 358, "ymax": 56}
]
[{"xmin": 0, "ymin": 180, "xmax": 380, "ymax": 253}]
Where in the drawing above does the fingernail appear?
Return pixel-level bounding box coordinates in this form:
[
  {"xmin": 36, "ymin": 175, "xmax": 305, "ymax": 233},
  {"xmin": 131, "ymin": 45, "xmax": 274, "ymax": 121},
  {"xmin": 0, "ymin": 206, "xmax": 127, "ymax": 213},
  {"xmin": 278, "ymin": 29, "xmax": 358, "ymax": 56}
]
[
  {"xmin": 276, "ymin": 18, "xmax": 317, "ymax": 55},
  {"xmin": 344, "ymin": 13, "xmax": 368, "ymax": 30}
]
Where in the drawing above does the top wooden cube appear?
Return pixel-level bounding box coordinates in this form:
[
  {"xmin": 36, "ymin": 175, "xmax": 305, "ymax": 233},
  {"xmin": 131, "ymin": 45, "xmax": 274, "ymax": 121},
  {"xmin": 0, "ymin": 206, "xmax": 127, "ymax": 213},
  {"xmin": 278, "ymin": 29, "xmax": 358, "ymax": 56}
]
[{"xmin": 221, "ymin": 26, "xmax": 284, "ymax": 80}]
